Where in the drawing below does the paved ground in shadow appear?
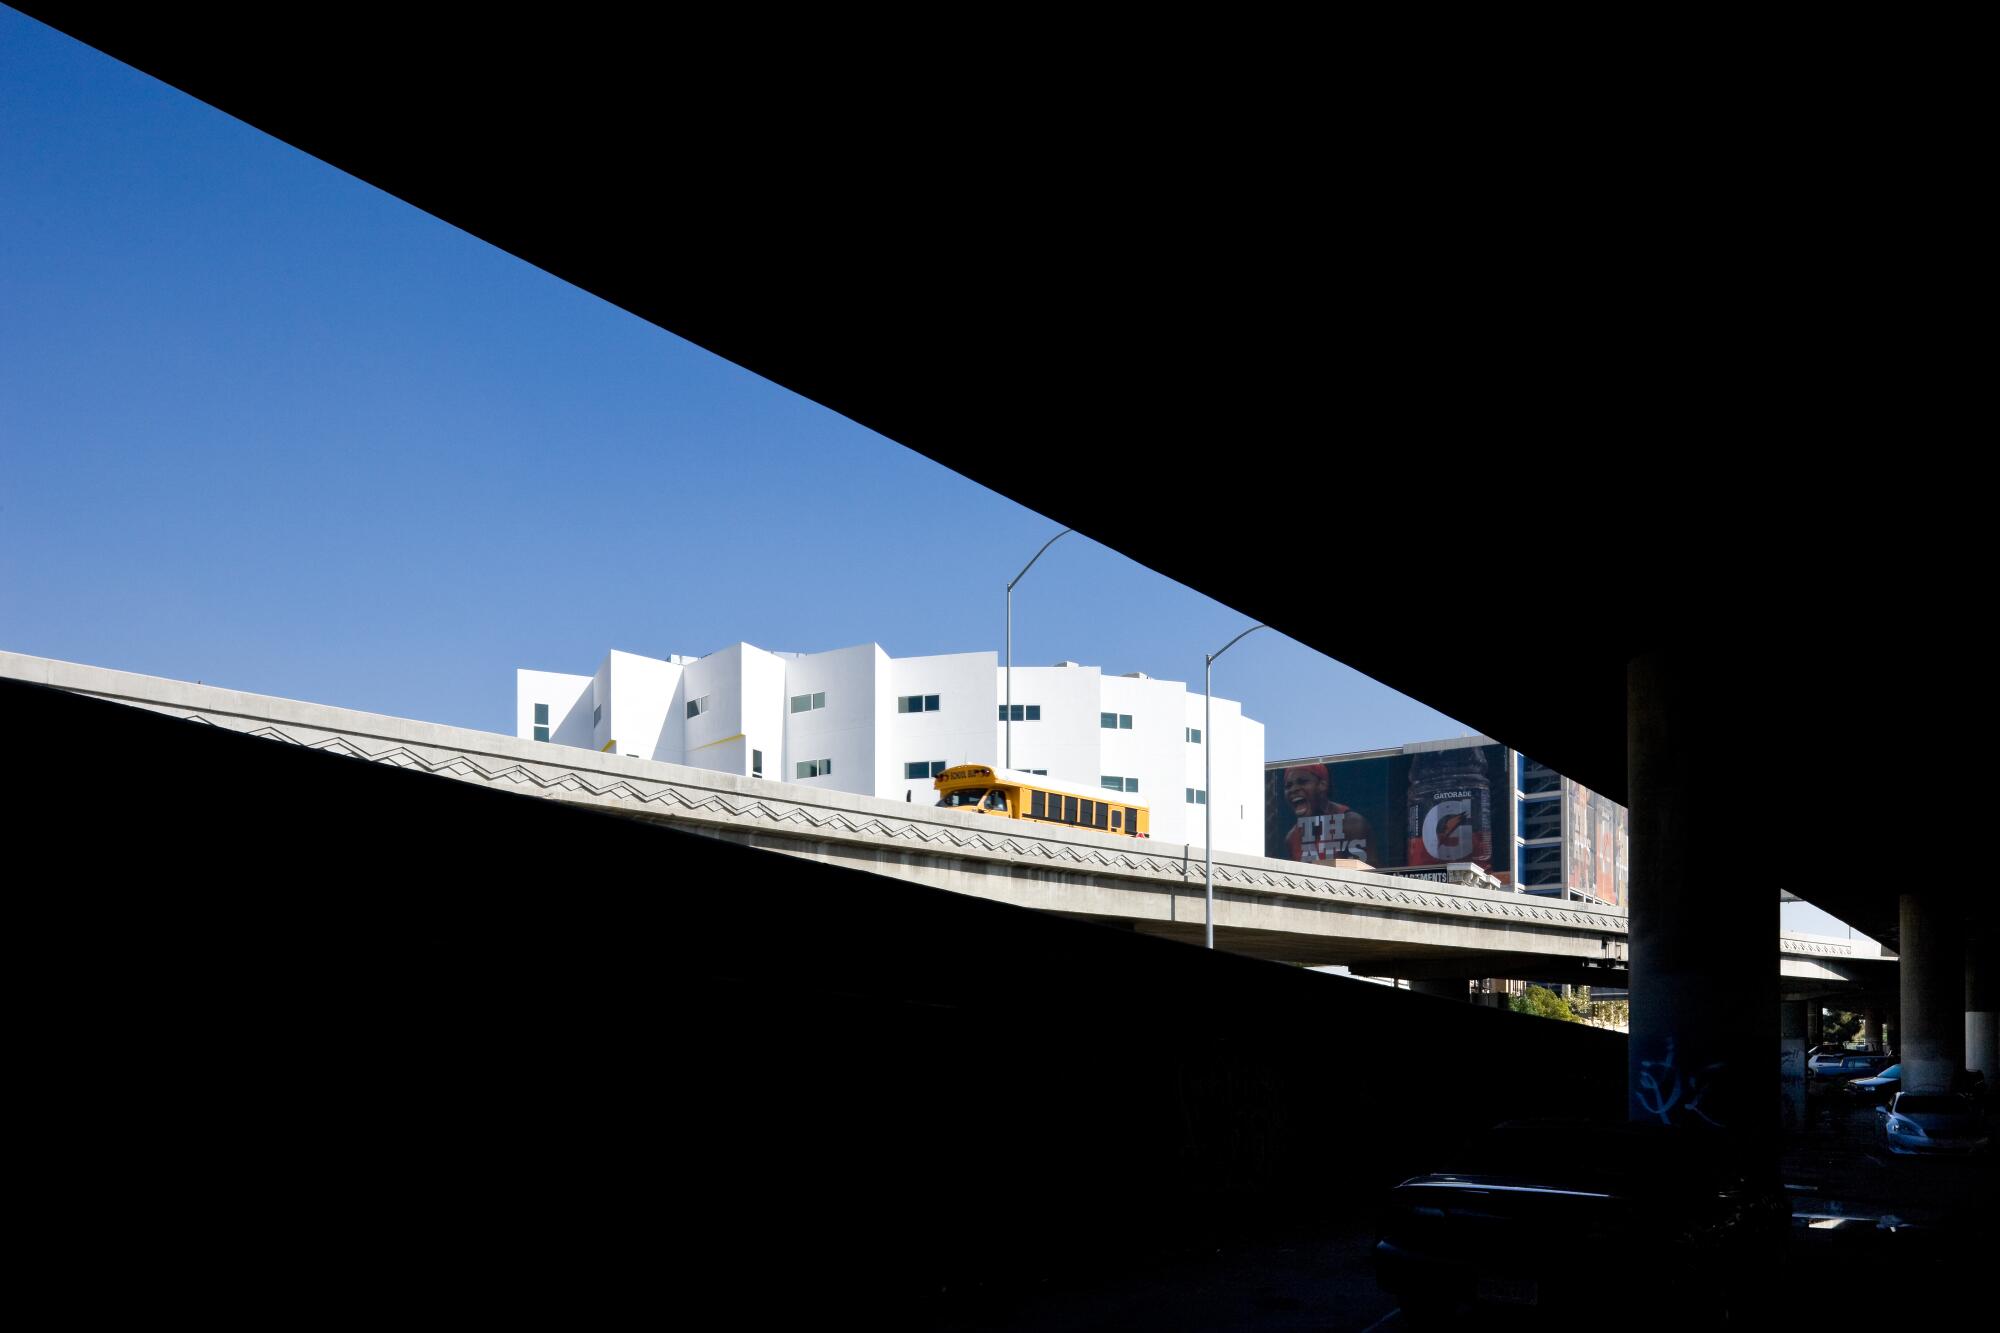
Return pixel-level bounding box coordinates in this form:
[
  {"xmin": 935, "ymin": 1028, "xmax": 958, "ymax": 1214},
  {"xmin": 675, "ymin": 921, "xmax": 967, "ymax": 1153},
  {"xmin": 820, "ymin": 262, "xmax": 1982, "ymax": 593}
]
[{"xmin": 898, "ymin": 1085, "xmax": 1992, "ymax": 1330}]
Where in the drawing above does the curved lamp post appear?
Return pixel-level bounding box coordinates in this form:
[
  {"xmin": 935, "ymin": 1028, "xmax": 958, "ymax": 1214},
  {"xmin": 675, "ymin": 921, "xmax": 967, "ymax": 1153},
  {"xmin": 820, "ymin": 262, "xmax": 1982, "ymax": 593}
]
[
  {"xmin": 1005, "ymin": 529, "xmax": 1071, "ymax": 769},
  {"xmin": 1205, "ymin": 624, "xmax": 1269, "ymax": 949}
]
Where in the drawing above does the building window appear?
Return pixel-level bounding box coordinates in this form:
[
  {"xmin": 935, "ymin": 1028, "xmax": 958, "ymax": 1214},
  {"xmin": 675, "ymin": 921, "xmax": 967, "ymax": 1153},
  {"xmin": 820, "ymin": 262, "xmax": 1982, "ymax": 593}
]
[
  {"xmin": 904, "ymin": 760, "xmax": 946, "ymax": 780},
  {"xmin": 1103, "ymin": 776, "xmax": 1139, "ymax": 793},
  {"xmin": 533, "ymin": 703, "xmax": 549, "ymax": 726},
  {"xmin": 1185, "ymin": 727, "xmax": 1201, "ymax": 743},
  {"xmin": 1029, "ymin": 768, "xmax": 1047, "ymax": 776},
  {"xmin": 593, "ymin": 704, "xmax": 602, "ymax": 727},
  {"xmin": 790, "ymin": 691, "xmax": 827, "ymax": 713},
  {"xmin": 1519, "ymin": 754, "xmax": 1560, "ymax": 796},
  {"xmin": 686, "ymin": 695, "xmax": 711, "ymax": 719},
  {"xmin": 898, "ymin": 694, "xmax": 941, "ymax": 713},
  {"xmin": 1186, "ymin": 788, "xmax": 1207, "ymax": 804},
  {"xmin": 796, "ymin": 758, "xmax": 832, "ymax": 779},
  {"xmin": 998, "ymin": 703, "xmax": 1041, "ymax": 721},
  {"xmin": 1518, "ymin": 795, "xmax": 1561, "ymax": 841},
  {"xmin": 533, "ymin": 725, "xmax": 550, "ymax": 742},
  {"xmin": 1100, "ymin": 713, "xmax": 1132, "ymax": 730},
  {"xmin": 752, "ymin": 749, "xmax": 763, "ymax": 778}
]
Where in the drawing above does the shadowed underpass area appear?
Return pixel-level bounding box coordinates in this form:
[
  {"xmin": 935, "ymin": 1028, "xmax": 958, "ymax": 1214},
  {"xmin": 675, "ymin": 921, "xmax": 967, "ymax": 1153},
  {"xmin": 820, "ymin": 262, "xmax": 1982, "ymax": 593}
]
[
  {"xmin": 23, "ymin": 678, "xmax": 1627, "ymax": 1324},
  {"xmin": 13, "ymin": 11, "xmax": 1992, "ymax": 1325},
  {"xmin": 35, "ymin": 675, "xmax": 1988, "ymax": 1327}
]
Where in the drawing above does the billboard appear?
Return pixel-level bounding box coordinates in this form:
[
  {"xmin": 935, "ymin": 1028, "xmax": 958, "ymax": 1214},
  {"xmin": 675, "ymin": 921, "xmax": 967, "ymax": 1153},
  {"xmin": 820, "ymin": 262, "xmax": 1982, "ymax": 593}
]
[
  {"xmin": 1265, "ymin": 742, "xmax": 1514, "ymax": 881},
  {"xmin": 1564, "ymin": 778, "xmax": 1627, "ymax": 906}
]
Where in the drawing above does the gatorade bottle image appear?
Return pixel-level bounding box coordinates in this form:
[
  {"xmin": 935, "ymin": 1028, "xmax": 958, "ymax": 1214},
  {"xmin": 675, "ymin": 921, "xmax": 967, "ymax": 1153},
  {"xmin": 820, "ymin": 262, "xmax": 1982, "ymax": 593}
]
[{"xmin": 1405, "ymin": 748, "xmax": 1493, "ymax": 868}]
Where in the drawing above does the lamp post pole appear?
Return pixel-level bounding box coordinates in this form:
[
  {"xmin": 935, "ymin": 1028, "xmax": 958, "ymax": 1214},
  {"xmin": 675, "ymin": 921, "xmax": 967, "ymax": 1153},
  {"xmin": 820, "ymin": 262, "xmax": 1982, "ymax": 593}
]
[
  {"xmin": 1005, "ymin": 529, "xmax": 1071, "ymax": 769},
  {"xmin": 1205, "ymin": 624, "xmax": 1269, "ymax": 949}
]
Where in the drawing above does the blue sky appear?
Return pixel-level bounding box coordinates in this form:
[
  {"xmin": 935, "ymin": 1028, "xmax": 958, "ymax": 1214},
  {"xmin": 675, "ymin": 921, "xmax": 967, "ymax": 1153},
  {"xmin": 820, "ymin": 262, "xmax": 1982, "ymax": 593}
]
[
  {"xmin": 0, "ymin": 7, "xmax": 1471, "ymax": 759},
  {"xmin": 3, "ymin": 10, "xmax": 1870, "ymax": 941}
]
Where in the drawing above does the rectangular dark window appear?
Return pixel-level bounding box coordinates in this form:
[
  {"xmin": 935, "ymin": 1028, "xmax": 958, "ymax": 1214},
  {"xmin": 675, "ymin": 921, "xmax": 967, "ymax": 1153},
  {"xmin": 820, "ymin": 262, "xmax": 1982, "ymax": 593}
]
[
  {"xmin": 1186, "ymin": 727, "xmax": 1201, "ymax": 743},
  {"xmin": 796, "ymin": 758, "xmax": 832, "ymax": 779},
  {"xmin": 904, "ymin": 760, "xmax": 946, "ymax": 780},
  {"xmin": 752, "ymin": 749, "xmax": 763, "ymax": 777},
  {"xmin": 1519, "ymin": 795, "xmax": 1561, "ymax": 840},
  {"xmin": 1081, "ymin": 799, "xmax": 1095, "ymax": 826},
  {"xmin": 1094, "ymin": 803, "xmax": 1109, "ymax": 830},
  {"xmin": 1126, "ymin": 807, "xmax": 1140, "ymax": 831},
  {"xmin": 686, "ymin": 695, "xmax": 710, "ymax": 719},
  {"xmin": 1124, "ymin": 777, "xmax": 1139, "ymax": 793},
  {"xmin": 532, "ymin": 725, "xmax": 550, "ymax": 742},
  {"xmin": 925, "ymin": 694, "xmax": 939, "ymax": 711},
  {"xmin": 790, "ymin": 692, "xmax": 826, "ymax": 713},
  {"xmin": 593, "ymin": 705, "xmax": 602, "ymax": 727},
  {"xmin": 1100, "ymin": 712, "xmax": 1116, "ymax": 729},
  {"xmin": 1031, "ymin": 790, "xmax": 1046, "ymax": 818},
  {"xmin": 898, "ymin": 694, "xmax": 942, "ymax": 714},
  {"xmin": 1102, "ymin": 775, "xmax": 1123, "ymax": 791},
  {"xmin": 1000, "ymin": 703, "xmax": 1042, "ymax": 722},
  {"xmin": 1111, "ymin": 810, "xmax": 1122, "ymax": 831},
  {"xmin": 533, "ymin": 703, "xmax": 549, "ymax": 726},
  {"xmin": 1063, "ymin": 796, "xmax": 1078, "ymax": 824},
  {"xmin": 1519, "ymin": 754, "xmax": 1561, "ymax": 796},
  {"xmin": 1120, "ymin": 714, "xmax": 1132, "ymax": 730}
]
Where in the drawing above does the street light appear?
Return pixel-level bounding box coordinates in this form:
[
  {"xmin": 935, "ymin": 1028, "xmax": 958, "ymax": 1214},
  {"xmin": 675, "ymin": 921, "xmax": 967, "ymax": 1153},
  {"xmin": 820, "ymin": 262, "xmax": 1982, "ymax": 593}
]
[
  {"xmin": 1205, "ymin": 623, "xmax": 1269, "ymax": 949},
  {"xmin": 1005, "ymin": 528, "xmax": 1071, "ymax": 770}
]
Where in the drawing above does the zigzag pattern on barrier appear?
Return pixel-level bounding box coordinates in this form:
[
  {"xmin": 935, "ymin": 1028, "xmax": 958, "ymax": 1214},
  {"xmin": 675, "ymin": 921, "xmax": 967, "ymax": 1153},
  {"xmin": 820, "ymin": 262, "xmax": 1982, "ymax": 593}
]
[
  {"xmin": 1780, "ymin": 937, "xmax": 1855, "ymax": 957},
  {"xmin": 186, "ymin": 711, "xmax": 1623, "ymax": 932}
]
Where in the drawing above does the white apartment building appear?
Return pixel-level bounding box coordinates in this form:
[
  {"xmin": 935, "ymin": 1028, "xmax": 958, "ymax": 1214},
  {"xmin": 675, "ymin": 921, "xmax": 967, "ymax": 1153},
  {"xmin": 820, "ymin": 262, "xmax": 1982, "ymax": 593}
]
[{"xmin": 517, "ymin": 643, "xmax": 1264, "ymax": 852}]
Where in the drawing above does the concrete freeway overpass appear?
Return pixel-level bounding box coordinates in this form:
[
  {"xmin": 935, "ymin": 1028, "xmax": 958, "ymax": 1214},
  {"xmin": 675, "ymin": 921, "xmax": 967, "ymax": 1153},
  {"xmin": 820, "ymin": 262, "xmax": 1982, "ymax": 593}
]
[
  {"xmin": 11, "ymin": 12, "xmax": 1991, "ymax": 1314},
  {"xmin": 6, "ymin": 650, "xmax": 1891, "ymax": 994}
]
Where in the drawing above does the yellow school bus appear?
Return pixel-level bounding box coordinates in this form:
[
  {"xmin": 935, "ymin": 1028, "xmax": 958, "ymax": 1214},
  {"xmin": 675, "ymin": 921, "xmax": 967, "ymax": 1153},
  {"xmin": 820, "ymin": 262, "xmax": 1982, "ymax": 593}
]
[{"xmin": 933, "ymin": 764, "xmax": 1150, "ymax": 838}]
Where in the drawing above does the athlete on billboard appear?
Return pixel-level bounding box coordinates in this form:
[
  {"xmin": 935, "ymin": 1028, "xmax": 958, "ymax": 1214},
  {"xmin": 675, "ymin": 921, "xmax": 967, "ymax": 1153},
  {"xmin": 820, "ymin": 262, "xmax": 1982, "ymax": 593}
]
[{"xmin": 1282, "ymin": 764, "xmax": 1371, "ymax": 864}]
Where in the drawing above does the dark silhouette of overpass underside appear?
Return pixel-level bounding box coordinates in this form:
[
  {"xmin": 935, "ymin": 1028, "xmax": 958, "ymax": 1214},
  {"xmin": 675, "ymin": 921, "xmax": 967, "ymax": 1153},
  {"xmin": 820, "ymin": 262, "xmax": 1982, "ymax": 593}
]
[{"xmin": 16, "ymin": 678, "xmax": 1623, "ymax": 1315}]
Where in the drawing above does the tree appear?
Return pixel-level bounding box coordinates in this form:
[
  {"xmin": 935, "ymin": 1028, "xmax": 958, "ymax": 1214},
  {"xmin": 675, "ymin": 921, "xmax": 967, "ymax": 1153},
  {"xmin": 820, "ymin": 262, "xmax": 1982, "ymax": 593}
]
[{"xmin": 1510, "ymin": 985, "xmax": 1579, "ymax": 1022}]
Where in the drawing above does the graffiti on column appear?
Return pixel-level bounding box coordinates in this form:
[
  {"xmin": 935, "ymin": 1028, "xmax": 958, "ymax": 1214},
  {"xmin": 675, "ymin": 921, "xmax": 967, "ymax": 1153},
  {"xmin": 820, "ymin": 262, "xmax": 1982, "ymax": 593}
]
[{"xmin": 1635, "ymin": 1036, "xmax": 1730, "ymax": 1129}]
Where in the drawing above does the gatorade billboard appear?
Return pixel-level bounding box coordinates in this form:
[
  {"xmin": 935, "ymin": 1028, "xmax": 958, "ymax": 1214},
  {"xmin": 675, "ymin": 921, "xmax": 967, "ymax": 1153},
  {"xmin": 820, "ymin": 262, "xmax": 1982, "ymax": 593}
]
[{"xmin": 1265, "ymin": 741, "xmax": 1514, "ymax": 882}]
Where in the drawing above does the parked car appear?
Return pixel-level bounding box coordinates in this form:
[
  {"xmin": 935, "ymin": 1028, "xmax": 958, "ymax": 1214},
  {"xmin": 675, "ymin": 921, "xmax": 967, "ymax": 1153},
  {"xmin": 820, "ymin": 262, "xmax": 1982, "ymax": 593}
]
[
  {"xmin": 1810, "ymin": 1052, "xmax": 1895, "ymax": 1081},
  {"xmin": 1842, "ymin": 1063, "xmax": 1902, "ymax": 1102},
  {"xmin": 1374, "ymin": 1121, "xmax": 1788, "ymax": 1324},
  {"xmin": 1878, "ymin": 1093, "xmax": 1990, "ymax": 1155}
]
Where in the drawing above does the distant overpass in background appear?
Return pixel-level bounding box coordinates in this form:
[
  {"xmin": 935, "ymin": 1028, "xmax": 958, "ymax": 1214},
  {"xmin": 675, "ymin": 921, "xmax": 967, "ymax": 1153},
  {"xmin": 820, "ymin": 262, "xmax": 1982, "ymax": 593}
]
[{"xmin": 5, "ymin": 650, "xmax": 1893, "ymax": 993}]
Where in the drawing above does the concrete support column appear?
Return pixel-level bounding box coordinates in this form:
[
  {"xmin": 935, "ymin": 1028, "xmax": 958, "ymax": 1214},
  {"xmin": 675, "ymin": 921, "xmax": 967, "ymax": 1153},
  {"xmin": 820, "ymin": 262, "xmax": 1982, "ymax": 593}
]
[
  {"xmin": 1861, "ymin": 1006, "xmax": 1881, "ymax": 1053},
  {"xmin": 1627, "ymin": 656, "xmax": 1776, "ymax": 1150},
  {"xmin": 1899, "ymin": 894, "xmax": 1964, "ymax": 1096},
  {"xmin": 1779, "ymin": 1001, "xmax": 1808, "ymax": 1134},
  {"xmin": 1406, "ymin": 978, "xmax": 1467, "ymax": 1001},
  {"xmin": 1967, "ymin": 921, "xmax": 1997, "ymax": 1084}
]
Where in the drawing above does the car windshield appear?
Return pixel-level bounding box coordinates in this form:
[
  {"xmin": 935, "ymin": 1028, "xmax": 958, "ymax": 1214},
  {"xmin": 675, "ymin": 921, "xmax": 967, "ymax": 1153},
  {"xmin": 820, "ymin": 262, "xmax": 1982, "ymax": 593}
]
[
  {"xmin": 1877, "ymin": 1065, "xmax": 1901, "ymax": 1079},
  {"xmin": 1445, "ymin": 1125, "xmax": 1746, "ymax": 1193},
  {"xmin": 1897, "ymin": 1096, "xmax": 1970, "ymax": 1115},
  {"xmin": 937, "ymin": 789, "xmax": 988, "ymax": 808}
]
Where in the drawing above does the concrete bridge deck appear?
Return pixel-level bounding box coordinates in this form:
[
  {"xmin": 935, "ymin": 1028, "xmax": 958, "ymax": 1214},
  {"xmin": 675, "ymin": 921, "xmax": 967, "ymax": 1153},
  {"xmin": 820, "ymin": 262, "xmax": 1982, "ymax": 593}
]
[{"xmin": 6, "ymin": 650, "xmax": 1890, "ymax": 987}]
